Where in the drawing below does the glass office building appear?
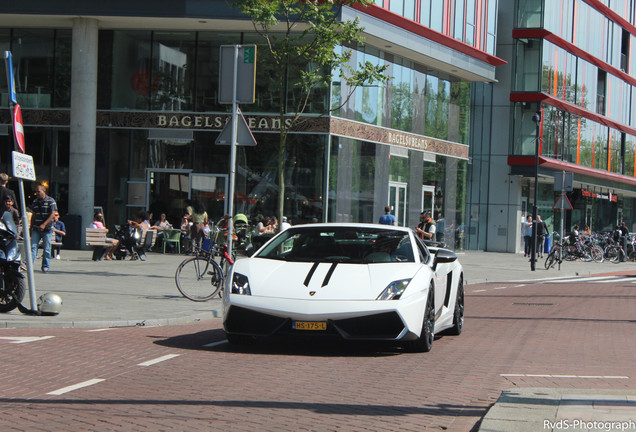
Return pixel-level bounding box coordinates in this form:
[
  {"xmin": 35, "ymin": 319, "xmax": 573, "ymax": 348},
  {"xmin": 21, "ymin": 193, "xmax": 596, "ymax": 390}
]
[
  {"xmin": 0, "ymin": 1, "xmax": 501, "ymax": 250},
  {"xmin": 468, "ymin": 0, "xmax": 636, "ymax": 252}
]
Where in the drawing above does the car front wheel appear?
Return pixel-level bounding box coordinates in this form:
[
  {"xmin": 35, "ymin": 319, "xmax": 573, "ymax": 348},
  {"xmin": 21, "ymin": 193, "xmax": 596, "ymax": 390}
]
[{"xmin": 403, "ymin": 287, "xmax": 434, "ymax": 353}]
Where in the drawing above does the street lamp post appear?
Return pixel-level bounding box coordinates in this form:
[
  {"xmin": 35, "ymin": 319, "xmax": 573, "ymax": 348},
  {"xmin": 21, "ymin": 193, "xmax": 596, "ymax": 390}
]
[{"xmin": 531, "ymin": 111, "xmax": 541, "ymax": 271}]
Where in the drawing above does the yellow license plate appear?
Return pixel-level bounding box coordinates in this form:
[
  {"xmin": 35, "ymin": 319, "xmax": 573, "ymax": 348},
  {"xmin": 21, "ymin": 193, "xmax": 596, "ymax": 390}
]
[{"xmin": 293, "ymin": 321, "xmax": 327, "ymax": 331}]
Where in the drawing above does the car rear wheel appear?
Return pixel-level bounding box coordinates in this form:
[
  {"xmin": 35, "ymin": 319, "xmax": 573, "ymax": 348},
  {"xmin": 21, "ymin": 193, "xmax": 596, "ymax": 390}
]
[
  {"xmin": 403, "ymin": 288, "xmax": 434, "ymax": 353},
  {"xmin": 448, "ymin": 277, "xmax": 464, "ymax": 336}
]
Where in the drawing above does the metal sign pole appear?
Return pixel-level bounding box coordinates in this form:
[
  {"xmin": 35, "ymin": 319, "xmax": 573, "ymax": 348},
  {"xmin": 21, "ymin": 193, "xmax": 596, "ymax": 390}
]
[
  {"xmin": 225, "ymin": 45, "xmax": 239, "ymax": 268},
  {"xmin": 4, "ymin": 51, "xmax": 37, "ymax": 311},
  {"xmin": 18, "ymin": 180, "xmax": 36, "ymax": 307}
]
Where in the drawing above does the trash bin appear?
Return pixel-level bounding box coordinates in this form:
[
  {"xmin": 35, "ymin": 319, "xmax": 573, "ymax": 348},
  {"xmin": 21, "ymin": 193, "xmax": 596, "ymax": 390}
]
[
  {"xmin": 62, "ymin": 214, "xmax": 82, "ymax": 250},
  {"xmin": 544, "ymin": 235, "xmax": 551, "ymax": 253}
]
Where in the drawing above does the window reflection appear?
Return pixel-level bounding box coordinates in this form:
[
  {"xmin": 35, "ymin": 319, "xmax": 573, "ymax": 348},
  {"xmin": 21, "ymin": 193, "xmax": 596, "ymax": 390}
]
[{"xmin": 151, "ymin": 31, "xmax": 196, "ymax": 111}]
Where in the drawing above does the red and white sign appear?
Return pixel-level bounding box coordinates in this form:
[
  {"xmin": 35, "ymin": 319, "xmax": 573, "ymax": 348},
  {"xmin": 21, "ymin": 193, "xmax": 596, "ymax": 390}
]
[
  {"xmin": 13, "ymin": 104, "xmax": 25, "ymax": 153},
  {"xmin": 553, "ymin": 193, "xmax": 573, "ymax": 210}
]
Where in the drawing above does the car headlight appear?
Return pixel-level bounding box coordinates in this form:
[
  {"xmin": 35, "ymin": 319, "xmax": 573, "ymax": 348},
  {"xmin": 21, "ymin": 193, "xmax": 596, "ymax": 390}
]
[
  {"xmin": 231, "ymin": 272, "xmax": 251, "ymax": 295},
  {"xmin": 376, "ymin": 279, "xmax": 411, "ymax": 300}
]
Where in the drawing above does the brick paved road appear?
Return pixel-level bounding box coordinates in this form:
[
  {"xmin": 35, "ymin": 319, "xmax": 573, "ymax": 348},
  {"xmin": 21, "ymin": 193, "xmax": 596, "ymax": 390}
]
[{"xmin": 0, "ymin": 278, "xmax": 634, "ymax": 431}]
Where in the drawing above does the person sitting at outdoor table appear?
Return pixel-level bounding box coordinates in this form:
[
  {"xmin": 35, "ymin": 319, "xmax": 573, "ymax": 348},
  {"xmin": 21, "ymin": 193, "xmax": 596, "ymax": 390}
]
[
  {"xmin": 151, "ymin": 213, "xmax": 172, "ymax": 251},
  {"xmin": 90, "ymin": 212, "xmax": 119, "ymax": 260},
  {"xmin": 128, "ymin": 210, "xmax": 151, "ymax": 231}
]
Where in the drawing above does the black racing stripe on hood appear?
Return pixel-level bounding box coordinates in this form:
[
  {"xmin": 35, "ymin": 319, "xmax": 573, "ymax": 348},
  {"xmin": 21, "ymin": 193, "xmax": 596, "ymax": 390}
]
[
  {"xmin": 321, "ymin": 262, "xmax": 338, "ymax": 287},
  {"xmin": 303, "ymin": 262, "xmax": 320, "ymax": 287}
]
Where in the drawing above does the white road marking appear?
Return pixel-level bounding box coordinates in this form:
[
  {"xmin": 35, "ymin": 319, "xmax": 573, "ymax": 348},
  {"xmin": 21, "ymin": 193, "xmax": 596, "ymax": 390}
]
[
  {"xmin": 472, "ymin": 289, "xmax": 487, "ymax": 293},
  {"xmin": 493, "ymin": 287, "xmax": 508, "ymax": 290},
  {"xmin": 549, "ymin": 276, "xmax": 636, "ymax": 284},
  {"xmin": 203, "ymin": 340, "xmax": 228, "ymax": 348},
  {"xmin": 137, "ymin": 354, "xmax": 180, "ymax": 367},
  {"xmin": 86, "ymin": 328, "xmax": 118, "ymax": 332},
  {"xmin": 501, "ymin": 374, "xmax": 628, "ymax": 379},
  {"xmin": 47, "ymin": 378, "xmax": 105, "ymax": 395},
  {"xmin": 513, "ymin": 284, "xmax": 526, "ymax": 287},
  {"xmin": 0, "ymin": 336, "xmax": 55, "ymax": 344}
]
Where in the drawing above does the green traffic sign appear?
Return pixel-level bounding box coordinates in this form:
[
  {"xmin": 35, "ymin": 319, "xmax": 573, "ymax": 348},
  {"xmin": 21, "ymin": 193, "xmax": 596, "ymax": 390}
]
[{"xmin": 243, "ymin": 46, "xmax": 255, "ymax": 64}]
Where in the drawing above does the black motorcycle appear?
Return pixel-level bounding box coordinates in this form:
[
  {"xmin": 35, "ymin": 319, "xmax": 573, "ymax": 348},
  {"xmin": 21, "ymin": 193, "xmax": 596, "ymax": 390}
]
[{"xmin": 0, "ymin": 211, "xmax": 26, "ymax": 312}]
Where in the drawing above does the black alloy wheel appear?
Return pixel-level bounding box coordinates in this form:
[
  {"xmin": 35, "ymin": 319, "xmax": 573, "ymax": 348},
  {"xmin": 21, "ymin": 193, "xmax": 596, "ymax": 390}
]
[
  {"xmin": 448, "ymin": 277, "xmax": 464, "ymax": 336},
  {"xmin": 403, "ymin": 287, "xmax": 435, "ymax": 353}
]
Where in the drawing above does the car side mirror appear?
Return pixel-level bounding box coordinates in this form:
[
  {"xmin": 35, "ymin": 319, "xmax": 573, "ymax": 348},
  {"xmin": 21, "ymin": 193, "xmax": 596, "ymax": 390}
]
[
  {"xmin": 241, "ymin": 243, "xmax": 254, "ymax": 257},
  {"xmin": 433, "ymin": 248, "xmax": 457, "ymax": 270}
]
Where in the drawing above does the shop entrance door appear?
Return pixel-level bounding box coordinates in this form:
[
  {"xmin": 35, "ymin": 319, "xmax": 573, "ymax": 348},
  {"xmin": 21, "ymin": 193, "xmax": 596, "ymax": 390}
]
[
  {"xmin": 147, "ymin": 170, "xmax": 229, "ymax": 228},
  {"xmin": 147, "ymin": 169, "xmax": 191, "ymax": 228},
  {"xmin": 388, "ymin": 181, "xmax": 408, "ymax": 226},
  {"xmin": 421, "ymin": 185, "xmax": 435, "ymax": 216}
]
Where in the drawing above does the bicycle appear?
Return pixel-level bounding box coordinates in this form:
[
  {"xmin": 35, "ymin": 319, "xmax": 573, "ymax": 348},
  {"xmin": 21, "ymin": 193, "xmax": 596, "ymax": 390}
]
[
  {"xmin": 602, "ymin": 236, "xmax": 624, "ymax": 264},
  {"xmin": 545, "ymin": 240, "xmax": 564, "ymax": 269},
  {"xmin": 174, "ymin": 241, "xmax": 234, "ymax": 302}
]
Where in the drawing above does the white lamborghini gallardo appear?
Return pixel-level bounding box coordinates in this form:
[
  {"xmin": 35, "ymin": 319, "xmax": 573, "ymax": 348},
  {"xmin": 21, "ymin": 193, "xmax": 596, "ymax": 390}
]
[{"xmin": 223, "ymin": 223, "xmax": 464, "ymax": 352}]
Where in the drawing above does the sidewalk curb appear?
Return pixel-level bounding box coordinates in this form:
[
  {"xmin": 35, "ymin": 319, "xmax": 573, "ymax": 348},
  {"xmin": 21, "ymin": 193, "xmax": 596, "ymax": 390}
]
[{"xmin": 0, "ymin": 309, "xmax": 222, "ymax": 329}]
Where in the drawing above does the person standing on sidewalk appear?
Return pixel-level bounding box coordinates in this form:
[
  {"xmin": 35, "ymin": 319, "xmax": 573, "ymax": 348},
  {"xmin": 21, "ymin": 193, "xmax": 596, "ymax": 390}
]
[
  {"xmin": 0, "ymin": 173, "xmax": 17, "ymax": 207},
  {"xmin": 29, "ymin": 184, "xmax": 57, "ymax": 273},
  {"xmin": 523, "ymin": 215, "xmax": 533, "ymax": 257},
  {"xmin": 536, "ymin": 215, "xmax": 548, "ymax": 258},
  {"xmin": 378, "ymin": 205, "xmax": 397, "ymax": 226}
]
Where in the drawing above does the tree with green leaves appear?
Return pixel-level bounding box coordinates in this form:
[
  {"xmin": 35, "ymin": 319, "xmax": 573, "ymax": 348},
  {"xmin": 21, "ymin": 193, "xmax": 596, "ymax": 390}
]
[{"xmin": 234, "ymin": 0, "xmax": 388, "ymax": 227}]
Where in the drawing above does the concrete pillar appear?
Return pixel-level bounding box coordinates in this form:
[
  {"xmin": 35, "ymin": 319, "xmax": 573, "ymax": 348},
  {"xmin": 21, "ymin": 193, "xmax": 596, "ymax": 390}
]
[{"xmin": 69, "ymin": 17, "xmax": 98, "ymax": 246}]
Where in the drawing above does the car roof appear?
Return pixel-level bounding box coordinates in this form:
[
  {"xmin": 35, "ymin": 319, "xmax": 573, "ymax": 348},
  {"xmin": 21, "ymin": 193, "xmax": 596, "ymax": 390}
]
[{"xmin": 286, "ymin": 222, "xmax": 412, "ymax": 232}]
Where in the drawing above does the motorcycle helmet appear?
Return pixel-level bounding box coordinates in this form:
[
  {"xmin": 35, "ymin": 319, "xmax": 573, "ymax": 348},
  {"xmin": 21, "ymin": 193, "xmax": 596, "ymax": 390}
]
[{"xmin": 37, "ymin": 293, "xmax": 63, "ymax": 315}]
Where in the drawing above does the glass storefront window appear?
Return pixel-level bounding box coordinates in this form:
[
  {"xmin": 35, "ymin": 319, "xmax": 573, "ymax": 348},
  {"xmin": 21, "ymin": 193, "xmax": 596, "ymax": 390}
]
[
  {"xmin": 430, "ymin": 0, "xmax": 445, "ymax": 33},
  {"xmin": 329, "ymin": 138, "xmax": 378, "ymax": 224},
  {"xmin": 513, "ymin": 38, "xmax": 541, "ymax": 91},
  {"xmin": 511, "ymin": 101, "xmax": 541, "ymax": 155},
  {"xmin": 486, "ymin": 0, "xmax": 498, "ymax": 54},
  {"xmin": 150, "ymin": 31, "xmax": 196, "ymax": 112},
  {"xmin": 578, "ymin": 117, "xmax": 596, "ymax": 167},
  {"xmin": 390, "ymin": 61, "xmax": 414, "ymax": 131},
  {"xmin": 109, "ymin": 30, "xmax": 153, "ymax": 110},
  {"xmin": 53, "ymin": 30, "xmax": 72, "ymax": 108},
  {"xmin": 389, "ymin": 0, "xmax": 415, "ymax": 21},
  {"xmin": 10, "ymin": 29, "xmax": 59, "ymax": 109},
  {"xmin": 608, "ymin": 129, "xmax": 622, "ymax": 173},
  {"xmin": 541, "ymin": 41, "xmax": 577, "ymax": 104},
  {"xmin": 624, "ymin": 134, "xmax": 636, "ymax": 178},
  {"xmin": 328, "ymin": 138, "xmax": 466, "ymax": 250},
  {"xmin": 594, "ymin": 124, "xmax": 609, "ymax": 169},
  {"xmin": 425, "ymin": 76, "xmax": 450, "ymax": 140},
  {"xmin": 544, "ymin": 0, "xmax": 574, "ymax": 41},
  {"xmin": 454, "ymin": 0, "xmax": 465, "ymax": 42},
  {"xmin": 516, "ymin": 0, "xmax": 543, "ymax": 28},
  {"xmin": 353, "ymin": 46, "xmax": 384, "ymax": 126},
  {"xmin": 465, "ymin": 0, "xmax": 476, "ymax": 46},
  {"xmin": 576, "ymin": 58, "xmax": 597, "ymax": 112}
]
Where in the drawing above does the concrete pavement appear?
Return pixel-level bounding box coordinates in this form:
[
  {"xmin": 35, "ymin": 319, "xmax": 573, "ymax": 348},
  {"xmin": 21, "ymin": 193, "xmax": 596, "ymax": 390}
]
[{"xmin": 1, "ymin": 249, "xmax": 635, "ymax": 431}]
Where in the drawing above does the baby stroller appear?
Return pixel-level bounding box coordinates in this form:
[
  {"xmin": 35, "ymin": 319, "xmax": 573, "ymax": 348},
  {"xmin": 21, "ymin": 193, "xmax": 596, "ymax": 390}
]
[
  {"xmin": 233, "ymin": 213, "xmax": 251, "ymax": 251},
  {"xmin": 112, "ymin": 225, "xmax": 151, "ymax": 260}
]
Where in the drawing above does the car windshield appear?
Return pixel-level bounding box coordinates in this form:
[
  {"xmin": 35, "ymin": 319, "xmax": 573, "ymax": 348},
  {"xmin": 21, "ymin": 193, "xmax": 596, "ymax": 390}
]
[{"xmin": 256, "ymin": 227, "xmax": 416, "ymax": 263}]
